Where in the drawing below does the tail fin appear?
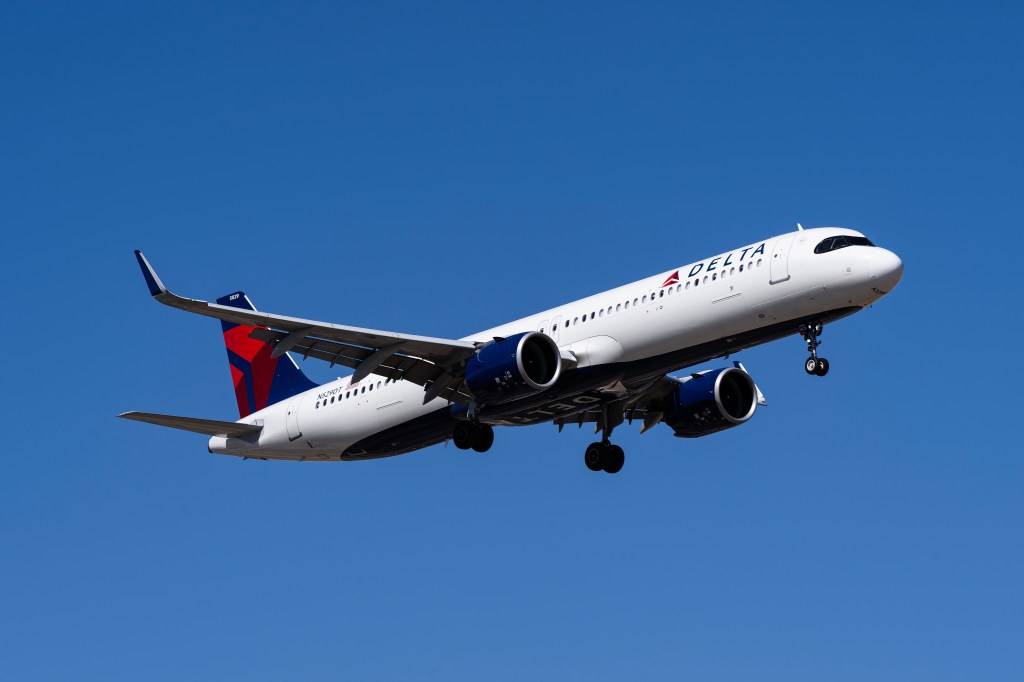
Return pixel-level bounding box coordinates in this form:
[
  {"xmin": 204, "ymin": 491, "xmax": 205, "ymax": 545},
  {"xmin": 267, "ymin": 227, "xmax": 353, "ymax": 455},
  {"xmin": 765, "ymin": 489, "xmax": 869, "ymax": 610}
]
[{"xmin": 217, "ymin": 291, "xmax": 318, "ymax": 418}]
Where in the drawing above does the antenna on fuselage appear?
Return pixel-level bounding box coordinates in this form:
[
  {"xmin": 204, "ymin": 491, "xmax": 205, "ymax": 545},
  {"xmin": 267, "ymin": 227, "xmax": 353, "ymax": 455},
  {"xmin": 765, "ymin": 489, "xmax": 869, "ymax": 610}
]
[{"xmin": 797, "ymin": 223, "xmax": 804, "ymax": 231}]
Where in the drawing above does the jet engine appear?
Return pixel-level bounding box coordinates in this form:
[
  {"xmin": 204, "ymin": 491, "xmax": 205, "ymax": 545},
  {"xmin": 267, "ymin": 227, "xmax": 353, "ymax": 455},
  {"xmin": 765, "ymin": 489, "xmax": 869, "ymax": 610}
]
[
  {"xmin": 662, "ymin": 367, "xmax": 758, "ymax": 438},
  {"xmin": 465, "ymin": 332, "xmax": 562, "ymax": 404}
]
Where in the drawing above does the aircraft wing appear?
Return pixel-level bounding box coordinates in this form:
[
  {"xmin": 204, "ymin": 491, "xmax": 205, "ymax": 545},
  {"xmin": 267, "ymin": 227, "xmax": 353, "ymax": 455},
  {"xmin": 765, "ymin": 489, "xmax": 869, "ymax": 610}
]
[{"xmin": 134, "ymin": 251, "xmax": 479, "ymax": 404}]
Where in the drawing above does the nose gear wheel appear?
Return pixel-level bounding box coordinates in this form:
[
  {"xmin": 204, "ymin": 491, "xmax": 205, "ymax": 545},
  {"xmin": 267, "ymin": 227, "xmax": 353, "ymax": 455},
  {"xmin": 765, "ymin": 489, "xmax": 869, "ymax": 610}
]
[{"xmin": 800, "ymin": 321, "xmax": 830, "ymax": 377}]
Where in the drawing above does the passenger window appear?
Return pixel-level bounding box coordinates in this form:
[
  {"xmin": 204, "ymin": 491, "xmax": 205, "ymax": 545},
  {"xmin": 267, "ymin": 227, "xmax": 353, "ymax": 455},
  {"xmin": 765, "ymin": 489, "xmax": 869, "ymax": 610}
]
[
  {"xmin": 565, "ymin": 320, "xmax": 569, "ymax": 328},
  {"xmin": 361, "ymin": 387, "xmax": 366, "ymax": 394},
  {"xmin": 616, "ymin": 304, "xmax": 622, "ymax": 311},
  {"xmin": 598, "ymin": 309, "xmax": 604, "ymax": 317},
  {"xmin": 642, "ymin": 295, "xmax": 647, "ymax": 303},
  {"xmin": 712, "ymin": 273, "xmax": 717, "ymax": 281},
  {"xmin": 633, "ymin": 298, "xmax": 639, "ymax": 306},
  {"xmin": 330, "ymin": 396, "xmax": 335, "ymax": 403},
  {"xmin": 590, "ymin": 312, "xmax": 595, "ymax": 320},
  {"xmin": 703, "ymin": 276, "xmax": 708, "ymax": 284},
  {"xmin": 625, "ymin": 301, "xmax": 630, "ymax": 309},
  {"xmin": 685, "ymin": 281, "xmax": 690, "ymax": 290},
  {"xmin": 315, "ymin": 401, "xmax": 320, "ymax": 408}
]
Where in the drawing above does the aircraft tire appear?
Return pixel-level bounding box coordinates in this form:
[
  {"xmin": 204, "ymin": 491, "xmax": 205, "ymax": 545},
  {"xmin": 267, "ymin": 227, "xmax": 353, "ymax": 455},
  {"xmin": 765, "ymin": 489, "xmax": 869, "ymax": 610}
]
[
  {"xmin": 604, "ymin": 445, "xmax": 625, "ymax": 474},
  {"xmin": 584, "ymin": 442, "xmax": 606, "ymax": 471},
  {"xmin": 471, "ymin": 424, "xmax": 494, "ymax": 453},
  {"xmin": 805, "ymin": 357, "xmax": 818, "ymax": 375},
  {"xmin": 453, "ymin": 421, "xmax": 477, "ymax": 450},
  {"xmin": 815, "ymin": 358, "xmax": 830, "ymax": 376}
]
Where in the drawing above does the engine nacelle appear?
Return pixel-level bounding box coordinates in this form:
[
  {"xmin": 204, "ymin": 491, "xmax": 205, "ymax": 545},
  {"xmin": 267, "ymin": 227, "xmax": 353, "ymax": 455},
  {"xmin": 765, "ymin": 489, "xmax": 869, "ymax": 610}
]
[
  {"xmin": 465, "ymin": 332, "xmax": 562, "ymax": 404},
  {"xmin": 662, "ymin": 367, "xmax": 758, "ymax": 438}
]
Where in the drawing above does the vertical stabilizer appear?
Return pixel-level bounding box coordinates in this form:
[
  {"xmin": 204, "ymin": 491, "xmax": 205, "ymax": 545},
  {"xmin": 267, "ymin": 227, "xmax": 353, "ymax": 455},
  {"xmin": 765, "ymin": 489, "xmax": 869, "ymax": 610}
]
[{"xmin": 217, "ymin": 292, "xmax": 318, "ymax": 418}]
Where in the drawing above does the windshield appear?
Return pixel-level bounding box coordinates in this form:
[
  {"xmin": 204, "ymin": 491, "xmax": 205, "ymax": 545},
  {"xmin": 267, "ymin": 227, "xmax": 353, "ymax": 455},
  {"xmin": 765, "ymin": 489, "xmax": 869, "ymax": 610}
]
[{"xmin": 814, "ymin": 235, "xmax": 875, "ymax": 254}]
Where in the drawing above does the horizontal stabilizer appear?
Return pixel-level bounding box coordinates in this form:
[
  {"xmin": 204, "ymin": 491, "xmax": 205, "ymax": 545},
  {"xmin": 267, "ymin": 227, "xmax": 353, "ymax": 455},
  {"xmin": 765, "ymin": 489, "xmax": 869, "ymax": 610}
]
[{"xmin": 118, "ymin": 411, "xmax": 262, "ymax": 438}]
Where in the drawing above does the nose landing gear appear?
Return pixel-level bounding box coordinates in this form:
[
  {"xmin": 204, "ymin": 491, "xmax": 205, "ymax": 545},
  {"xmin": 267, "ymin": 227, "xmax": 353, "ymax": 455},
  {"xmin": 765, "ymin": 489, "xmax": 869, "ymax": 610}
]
[{"xmin": 800, "ymin": 322, "xmax": 830, "ymax": 376}]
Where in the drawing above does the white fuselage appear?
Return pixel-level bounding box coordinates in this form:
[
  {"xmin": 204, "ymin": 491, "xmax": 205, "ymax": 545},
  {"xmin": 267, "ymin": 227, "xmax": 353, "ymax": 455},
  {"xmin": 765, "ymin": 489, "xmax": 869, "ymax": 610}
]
[{"xmin": 210, "ymin": 227, "xmax": 903, "ymax": 460}]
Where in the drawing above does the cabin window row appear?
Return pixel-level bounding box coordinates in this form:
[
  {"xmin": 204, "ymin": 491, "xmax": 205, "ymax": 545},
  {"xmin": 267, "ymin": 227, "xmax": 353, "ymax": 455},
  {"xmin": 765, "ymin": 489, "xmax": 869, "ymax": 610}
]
[
  {"xmin": 538, "ymin": 258, "xmax": 763, "ymax": 334},
  {"xmin": 315, "ymin": 379, "xmax": 391, "ymax": 408}
]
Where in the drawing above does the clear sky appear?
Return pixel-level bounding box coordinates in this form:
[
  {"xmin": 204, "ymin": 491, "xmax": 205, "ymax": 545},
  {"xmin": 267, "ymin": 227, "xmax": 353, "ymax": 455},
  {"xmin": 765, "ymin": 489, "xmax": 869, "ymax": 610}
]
[{"xmin": 2, "ymin": 2, "xmax": 1022, "ymax": 680}]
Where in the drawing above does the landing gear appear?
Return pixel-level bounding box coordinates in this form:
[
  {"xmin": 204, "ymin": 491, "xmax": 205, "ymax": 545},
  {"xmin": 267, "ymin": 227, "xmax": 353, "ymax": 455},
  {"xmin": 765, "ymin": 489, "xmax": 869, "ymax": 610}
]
[
  {"xmin": 453, "ymin": 421, "xmax": 494, "ymax": 452},
  {"xmin": 583, "ymin": 404, "xmax": 626, "ymax": 474},
  {"xmin": 800, "ymin": 321, "xmax": 830, "ymax": 377},
  {"xmin": 583, "ymin": 441, "xmax": 625, "ymax": 474}
]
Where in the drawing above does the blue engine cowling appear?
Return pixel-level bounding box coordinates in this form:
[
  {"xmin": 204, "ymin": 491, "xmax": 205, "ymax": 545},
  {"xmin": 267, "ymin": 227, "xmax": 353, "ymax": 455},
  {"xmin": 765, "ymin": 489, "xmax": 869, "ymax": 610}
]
[
  {"xmin": 465, "ymin": 332, "xmax": 562, "ymax": 405},
  {"xmin": 662, "ymin": 367, "xmax": 758, "ymax": 438}
]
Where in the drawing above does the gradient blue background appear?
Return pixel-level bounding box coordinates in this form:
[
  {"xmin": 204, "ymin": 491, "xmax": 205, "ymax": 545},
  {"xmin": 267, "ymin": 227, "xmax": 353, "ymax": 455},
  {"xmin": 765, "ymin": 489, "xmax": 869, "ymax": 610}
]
[{"xmin": 3, "ymin": 2, "xmax": 1021, "ymax": 679}]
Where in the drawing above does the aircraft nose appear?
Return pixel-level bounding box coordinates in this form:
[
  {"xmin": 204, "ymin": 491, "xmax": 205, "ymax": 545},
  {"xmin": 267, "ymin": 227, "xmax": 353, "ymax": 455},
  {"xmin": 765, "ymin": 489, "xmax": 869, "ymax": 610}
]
[{"xmin": 869, "ymin": 248, "xmax": 904, "ymax": 293}]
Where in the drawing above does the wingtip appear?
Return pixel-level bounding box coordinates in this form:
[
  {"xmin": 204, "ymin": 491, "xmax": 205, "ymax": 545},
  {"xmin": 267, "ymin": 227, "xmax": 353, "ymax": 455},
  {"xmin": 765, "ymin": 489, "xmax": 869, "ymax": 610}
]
[{"xmin": 134, "ymin": 250, "xmax": 167, "ymax": 296}]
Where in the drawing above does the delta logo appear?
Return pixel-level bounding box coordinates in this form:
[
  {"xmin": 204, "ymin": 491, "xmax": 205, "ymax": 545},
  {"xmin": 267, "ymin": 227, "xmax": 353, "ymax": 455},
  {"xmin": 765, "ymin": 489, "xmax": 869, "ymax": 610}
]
[{"xmin": 661, "ymin": 271, "xmax": 679, "ymax": 287}]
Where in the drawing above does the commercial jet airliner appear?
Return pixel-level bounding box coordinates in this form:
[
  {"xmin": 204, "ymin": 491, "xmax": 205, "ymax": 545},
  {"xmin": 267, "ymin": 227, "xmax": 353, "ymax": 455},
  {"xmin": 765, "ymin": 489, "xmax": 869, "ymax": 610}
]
[{"xmin": 121, "ymin": 226, "xmax": 903, "ymax": 473}]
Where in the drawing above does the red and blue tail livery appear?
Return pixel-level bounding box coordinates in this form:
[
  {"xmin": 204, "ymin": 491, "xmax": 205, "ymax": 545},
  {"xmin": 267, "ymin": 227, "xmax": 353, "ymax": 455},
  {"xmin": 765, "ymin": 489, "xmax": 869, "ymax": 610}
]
[{"xmin": 216, "ymin": 291, "xmax": 318, "ymax": 418}]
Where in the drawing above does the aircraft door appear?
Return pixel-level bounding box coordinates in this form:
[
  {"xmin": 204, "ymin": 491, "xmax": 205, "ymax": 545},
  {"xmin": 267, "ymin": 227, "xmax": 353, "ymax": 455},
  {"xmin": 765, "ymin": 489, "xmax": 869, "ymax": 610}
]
[
  {"xmin": 550, "ymin": 315, "xmax": 562, "ymax": 343},
  {"xmin": 286, "ymin": 398, "xmax": 303, "ymax": 441},
  {"xmin": 769, "ymin": 235, "xmax": 795, "ymax": 284}
]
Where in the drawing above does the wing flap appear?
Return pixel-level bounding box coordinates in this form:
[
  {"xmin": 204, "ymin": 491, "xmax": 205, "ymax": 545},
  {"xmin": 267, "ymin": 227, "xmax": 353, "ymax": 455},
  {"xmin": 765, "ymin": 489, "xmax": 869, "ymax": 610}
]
[
  {"xmin": 248, "ymin": 329, "xmax": 473, "ymax": 405},
  {"xmin": 119, "ymin": 411, "xmax": 263, "ymax": 438}
]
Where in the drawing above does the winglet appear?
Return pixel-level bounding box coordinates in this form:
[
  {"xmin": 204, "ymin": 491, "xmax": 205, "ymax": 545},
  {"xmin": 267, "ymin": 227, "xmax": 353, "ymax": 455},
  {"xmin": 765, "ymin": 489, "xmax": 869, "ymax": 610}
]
[{"xmin": 134, "ymin": 250, "xmax": 167, "ymax": 297}]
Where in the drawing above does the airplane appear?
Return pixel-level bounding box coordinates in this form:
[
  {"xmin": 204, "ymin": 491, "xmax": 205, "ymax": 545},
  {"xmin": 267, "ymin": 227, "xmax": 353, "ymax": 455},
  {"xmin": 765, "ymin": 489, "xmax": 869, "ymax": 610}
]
[{"xmin": 120, "ymin": 225, "xmax": 903, "ymax": 473}]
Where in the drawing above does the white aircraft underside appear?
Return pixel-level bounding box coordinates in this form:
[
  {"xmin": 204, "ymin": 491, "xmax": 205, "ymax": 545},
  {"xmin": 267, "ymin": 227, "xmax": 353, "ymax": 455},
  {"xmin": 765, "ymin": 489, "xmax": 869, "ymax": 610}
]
[{"xmin": 120, "ymin": 226, "xmax": 903, "ymax": 473}]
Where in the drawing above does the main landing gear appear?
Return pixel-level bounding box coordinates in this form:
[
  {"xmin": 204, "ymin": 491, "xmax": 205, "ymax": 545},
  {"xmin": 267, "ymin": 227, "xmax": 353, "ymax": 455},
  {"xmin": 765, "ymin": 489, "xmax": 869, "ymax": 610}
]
[
  {"xmin": 583, "ymin": 404, "xmax": 626, "ymax": 474},
  {"xmin": 453, "ymin": 420, "xmax": 494, "ymax": 453},
  {"xmin": 800, "ymin": 321, "xmax": 830, "ymax": 377},
  {"xmin": 584, "ymin": 441, "xmax": 624, "ymax": 474}
]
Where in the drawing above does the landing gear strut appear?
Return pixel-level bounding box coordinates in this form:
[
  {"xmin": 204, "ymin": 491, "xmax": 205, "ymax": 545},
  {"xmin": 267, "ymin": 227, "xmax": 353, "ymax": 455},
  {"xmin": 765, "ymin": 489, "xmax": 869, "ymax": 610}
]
[
  {"xmin": 583, "ymin": 404, "xmax": 625, "ymax": 474},
  {"xmin": 453, "ymin": 421, "xmax": 494, "ymax": 452},
  {"xmin": 800, "ymin": 321, "xmax": 830, "ymax": 377}
]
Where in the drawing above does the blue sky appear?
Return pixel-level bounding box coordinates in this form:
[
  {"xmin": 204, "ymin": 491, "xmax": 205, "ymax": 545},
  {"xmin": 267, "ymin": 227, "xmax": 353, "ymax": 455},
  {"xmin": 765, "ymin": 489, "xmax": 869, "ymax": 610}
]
[{"xmin": 2, "ymin": 2, "xmax": 1022, "ymax": 679}]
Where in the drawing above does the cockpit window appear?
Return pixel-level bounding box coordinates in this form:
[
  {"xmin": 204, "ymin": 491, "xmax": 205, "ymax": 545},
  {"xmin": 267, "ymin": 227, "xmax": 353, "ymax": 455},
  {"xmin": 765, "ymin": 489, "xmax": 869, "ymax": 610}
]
[{"xmin": 814, "ymin": 235, "xmax": 875, "ymax": 254}]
